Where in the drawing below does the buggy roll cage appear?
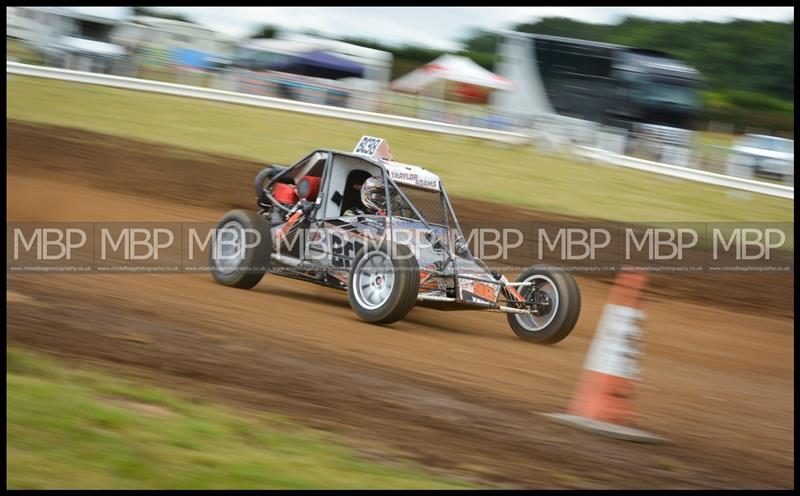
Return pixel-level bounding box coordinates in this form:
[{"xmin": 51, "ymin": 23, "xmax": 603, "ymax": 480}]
[
  {"xmin": 260, "ymin": 149, "xmax": 493, "ymax": 275},
  {"xmin": 258, "ymin": 148, "xmax": 536, "ymax": 311}
]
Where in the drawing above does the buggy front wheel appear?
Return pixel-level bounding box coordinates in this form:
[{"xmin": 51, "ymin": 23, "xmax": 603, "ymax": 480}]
[{"xmin": 506, "ymin": 265, "xmax": 581, "ymax": 344}]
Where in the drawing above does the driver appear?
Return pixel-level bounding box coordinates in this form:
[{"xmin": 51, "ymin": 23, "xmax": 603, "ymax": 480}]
[{"xmin": 345, "ymin": 176, "xmax": 387, "ymax": 217}]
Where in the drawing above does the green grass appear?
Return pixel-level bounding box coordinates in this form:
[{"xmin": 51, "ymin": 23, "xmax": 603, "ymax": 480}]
[
  {"xmin": 7, "ymin": 76, "xmax": 793, "ymax": 223},
  {"xmin": 6, "ymin": 347, "xmax": 473, "ymax": 489},
  {"xmin": 382, "ymin": 90, "xmax": 492, "ymax": 120},
  {"xmin": 6, "ymin": 37, "xmax": 43, "ymax": 65},
  {"xmin": 696, "ymin": 131, "xmax": 736, "ymax": 149}
]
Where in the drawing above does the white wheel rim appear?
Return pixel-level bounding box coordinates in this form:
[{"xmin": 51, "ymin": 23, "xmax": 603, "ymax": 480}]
[
  {"xmin": 213, "ymin": 220, "xmax": 246, "ymax": 275},
  {"xmin": 352, "ymin": 251, "xmax": 396, "ymax": 310},
  {"xmin": 514, "ymin": 274, "xmax": 559, "ymax": 332}
]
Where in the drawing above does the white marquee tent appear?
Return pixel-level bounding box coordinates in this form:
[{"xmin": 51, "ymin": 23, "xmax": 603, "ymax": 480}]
[{"xmin": 391, "ymin": 54, "xmax": 514, "ymax": 96}]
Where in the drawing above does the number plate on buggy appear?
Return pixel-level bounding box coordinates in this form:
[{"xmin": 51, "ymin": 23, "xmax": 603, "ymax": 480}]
[{"xmin": 353, "ymin": 136, "xmax": 394, "ymax": 161}]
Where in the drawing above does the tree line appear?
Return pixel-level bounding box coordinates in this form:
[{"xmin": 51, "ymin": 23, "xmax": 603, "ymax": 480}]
[
  {"xmin": 344, "ymin": 16, "xmax": 794, "ymax": 132},
  {"xmin": 151, "ymin": 11, "xmax": 795, "ymax": 132},
  {"xmin": 461, "ymin": 17, "xmax": 794, "ymax": 132}
]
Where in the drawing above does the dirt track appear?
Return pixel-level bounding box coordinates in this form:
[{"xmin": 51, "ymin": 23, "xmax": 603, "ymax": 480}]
[
  {"xmin": 6, "ymin": 121, "xmax": 795, "ymax": 488},
  {"xmin": 7, "ymin": 121, "xmax": 793, "ymax": 319}
]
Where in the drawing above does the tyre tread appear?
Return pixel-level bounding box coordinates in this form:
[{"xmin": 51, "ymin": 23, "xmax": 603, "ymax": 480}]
[
  {"xmin": 347, "ymin": 243, "xmax": 419, "ymax": 324},
  {"xmin": 210, "ymin": 209, "xmax": 271, "ymax": 290},
  {"xmin": 507, "ymin": 264, "xmax": 581, "ymax": 344}
]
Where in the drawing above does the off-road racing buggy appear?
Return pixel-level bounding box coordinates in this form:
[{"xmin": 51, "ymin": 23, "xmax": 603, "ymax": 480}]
[{"xmin": 210, "ymin": 136, "xmax": 581, "ymax": 343}]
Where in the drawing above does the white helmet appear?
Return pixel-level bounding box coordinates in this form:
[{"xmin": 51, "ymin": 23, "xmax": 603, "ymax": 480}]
[{"xmin": 360, "ymin": 176, "xmax": 386, "ymax": 212}]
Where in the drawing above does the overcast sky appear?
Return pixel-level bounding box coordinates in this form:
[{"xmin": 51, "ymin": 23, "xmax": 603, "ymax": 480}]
[{"xmin": 66, "ymin": 6, "xmax": 794, "ymax": 51}]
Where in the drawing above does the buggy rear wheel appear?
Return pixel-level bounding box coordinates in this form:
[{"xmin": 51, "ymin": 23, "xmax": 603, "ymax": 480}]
[{"xmin": 209, "ymin": 210, "xmax": 271, "ymax": 289}]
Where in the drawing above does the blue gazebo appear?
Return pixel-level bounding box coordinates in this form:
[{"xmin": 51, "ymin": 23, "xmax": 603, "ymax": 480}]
[{"xmin": 272, "ymin": 50, "xmax": 364, "ymax": 80}]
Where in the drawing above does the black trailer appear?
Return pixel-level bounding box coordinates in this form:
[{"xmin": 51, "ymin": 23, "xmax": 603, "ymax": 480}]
[{"xmin": 493, "ymin": 32, "xmax": 703, "ymax": 131}]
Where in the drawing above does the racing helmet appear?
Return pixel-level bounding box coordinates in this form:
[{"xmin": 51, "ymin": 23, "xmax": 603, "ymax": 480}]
[{"xmin": 360, "ymin": 176, "xmax": 386, "ymax": 213}]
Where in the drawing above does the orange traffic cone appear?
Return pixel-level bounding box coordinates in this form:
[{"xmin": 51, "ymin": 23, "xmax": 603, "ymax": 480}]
[{"xmin": 542, "ymin": 271, "xmax": 665, "ymax": 443}]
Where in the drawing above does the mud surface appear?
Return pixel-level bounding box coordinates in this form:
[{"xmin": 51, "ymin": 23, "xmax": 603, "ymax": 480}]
[
  {"xmin": 6, "ymin": 121, "xmax": 794, "ymax": 488},
  {"xmin": 8, "ymin": 120, "xmax": 793, "ymax": 319}
]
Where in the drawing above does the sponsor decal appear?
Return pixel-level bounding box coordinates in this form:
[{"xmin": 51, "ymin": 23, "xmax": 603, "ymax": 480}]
[
  {"xmin": 385, "ymin": 165, "xmax": 441, "ymax": 190},
  {"xmin": 472, "ymin": 281, "xmax": 497, "ymax": 302}
]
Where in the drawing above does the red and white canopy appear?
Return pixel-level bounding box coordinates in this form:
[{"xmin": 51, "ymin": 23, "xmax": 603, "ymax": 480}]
[{"xmin": 391, "ymin": 54, "xmax": 514, "ymax": 93}]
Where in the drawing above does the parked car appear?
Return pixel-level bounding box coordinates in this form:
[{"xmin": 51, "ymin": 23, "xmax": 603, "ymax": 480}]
[{"xmin": 728, "ymin": 134, "xmax": 794, "ymax": 182}]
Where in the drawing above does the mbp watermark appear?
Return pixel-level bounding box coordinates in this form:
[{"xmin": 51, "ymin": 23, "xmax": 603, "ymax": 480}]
[
  {"xmin": 538, "ymin": 227, "xmax": 612, "ymax": 260},
  {"xmin": 532, "ymin": 223, "xmax": 618, "ymax": 272},
  {"xmin": 13, "ymin": 227, "xmax": 88, "ymax": 260},
  {"xmin": 707, "ymin": 223, "xmax": 792, "ymax": 272},
  {"xmin": 712, "ymin": 227, "xmax": 786, "ymax": 260},
  {"xmin": 9, "ymin": 223, "xmax": 94, "ymax": 271},
  {"xmin": 99, "ymin": 227, "xmax": 175, "ymax": 261},
  {"xmin": 182, "ymin": 224, "xmax": 265, "ymax": 271},
  {"xmin": 625, "ymin": 228, "xmax": 699, "ymax": 260},
  {"xmin": 620, "ymin": 223, "xmax": 705, "ymax": 272},
  {"xmin": 6, "ymin": 221, "xmax": 793, "ymax": 274},
  {"xmin": 93, "ymin": 224, "xmax": 182, "ymax": 272}
]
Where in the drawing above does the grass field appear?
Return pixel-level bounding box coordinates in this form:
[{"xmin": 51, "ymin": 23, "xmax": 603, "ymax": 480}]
[
  {"xmin": 6, "ymin": 38, "xmax": 43, "ymax": 65},
  {"xmin": 6, "ymin": 347, "xmax": 472, "ymax": 489},
  {"xmin": 7, "ymin": 76, "xmax": 793, "ymax": 223},
  {"xmin": 696, "ymin": 131, "xmax": 736, "ymax": 149}
]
